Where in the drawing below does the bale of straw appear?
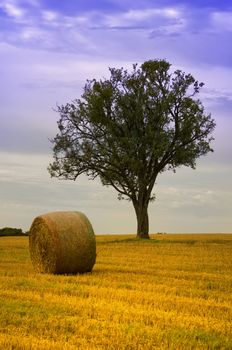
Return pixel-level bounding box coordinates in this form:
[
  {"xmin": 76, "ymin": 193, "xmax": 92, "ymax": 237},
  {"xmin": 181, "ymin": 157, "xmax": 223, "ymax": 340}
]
[{"xmin": 29, "ymin": 211, "xmax": 96, "ymax": 274}]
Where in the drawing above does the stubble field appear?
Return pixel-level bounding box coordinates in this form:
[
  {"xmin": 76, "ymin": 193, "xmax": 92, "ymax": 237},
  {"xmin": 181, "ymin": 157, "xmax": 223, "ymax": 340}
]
[{"xmin": 0, "ymin": 234, "xmax": 232, "ymax": 349}]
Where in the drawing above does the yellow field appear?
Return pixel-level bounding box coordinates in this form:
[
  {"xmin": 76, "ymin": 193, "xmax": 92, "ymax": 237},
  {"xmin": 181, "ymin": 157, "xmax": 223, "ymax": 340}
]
[{"xmin": 0, "ymin": 234, "xmax": 232, "ymax": 349}]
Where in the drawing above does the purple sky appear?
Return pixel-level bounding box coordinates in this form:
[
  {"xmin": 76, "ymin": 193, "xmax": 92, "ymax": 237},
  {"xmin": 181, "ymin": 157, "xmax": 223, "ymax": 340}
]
[{"xmin": 0, "ymin": 0, "xmax": 231, "ymax": 233}]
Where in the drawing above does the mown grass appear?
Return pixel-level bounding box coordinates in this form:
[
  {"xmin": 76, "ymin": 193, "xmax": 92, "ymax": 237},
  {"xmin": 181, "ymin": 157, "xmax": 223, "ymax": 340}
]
[{"xmin": 0, "ymin": 234, "xmax": 232, "ymax": 349}]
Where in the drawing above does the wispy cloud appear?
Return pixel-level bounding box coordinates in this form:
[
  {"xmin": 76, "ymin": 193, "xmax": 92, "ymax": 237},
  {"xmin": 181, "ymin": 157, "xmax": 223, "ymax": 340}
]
[
  {"xmin": 104, "ymin": 7, "xmax": 181, "ymax": 27},
  {"xmin": 0, "ymin": 2, "xmax": 101, "ymax": 54},
  {"xmin": 1, "ymin": 2, "xmax": 24, "ymax": 18},
  {"xmin": 0, "ymin": 1, "xmax": 184, "ymax": 50},
  {"xmin": 41, "ymin": 9, "xmax": 58, "ymax": 22},
  {"xmin": 0, "ymin": 0, "xmax": 231, "ymax": 232},
  {"xmin": 211, "ymin": 11, "xmax": 232, "ymax": 32},
  {"xmin": 0, "ymin": 0, "xmax": 231, "ymax": 69}
]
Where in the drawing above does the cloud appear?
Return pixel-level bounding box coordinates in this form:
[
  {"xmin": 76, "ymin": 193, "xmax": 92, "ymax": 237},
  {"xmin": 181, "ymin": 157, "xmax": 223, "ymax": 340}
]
[
  {"xmin": 153, "ymin": 157, "xmax": 232, "ymax": 232},
  {"xmin": 1, "ymin": 1, "xmax": 25, "ymax": 18},
  {"xmin": 211, "ymin": 11, "xmax": 232, "ymax": 31},
  {"xmin": 42, "ymin": 9, "xmax": 58, "ymax": 22},
  {"xmin": 158, "ymin": 186, "xmax": 217, "ymax": 211},
  {"xmin": 0, "ymin": 43, "xmax": 135, "ymax": 155},
  {"xmin": 0, "ymin": 0, "xmax": 96, "ymax": 52},
  {"xmin": 150, "ymin": 19, "xmax": 185, "ymax": 38},
  {"xmin": 0, "ymin": 0, "xmax": 231, "ymax": 233},
  {"xmin": 201, "ymin": 88, "xmax": 232, "ymax": 114},
  {"xmin": 105, "ymin": 7, "xmax": 181, "ymax": 26},
  {"xmin": 88, "ymin": 6, "xmax": 183, "ymax": 32},
  {"xmin": 187, "ymin": 65, "xmax": 232, "ymax": 106},
  {"xmin": 0, "ymin": 1, "xmax": 231, "ymax": 70},
  {"xmin": 0, "ymin": 1, "xmax": 184, "ymax": 52},
  {"xmin": 0, "ymin": 151, "xmax": 135, "ymax": 232}
]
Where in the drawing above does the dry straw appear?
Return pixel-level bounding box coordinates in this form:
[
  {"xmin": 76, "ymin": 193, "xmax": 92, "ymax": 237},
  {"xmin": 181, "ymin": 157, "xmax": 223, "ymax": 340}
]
[{"xmin": 29, "ymin": 211, "xmax": 96, "ymax": 274}]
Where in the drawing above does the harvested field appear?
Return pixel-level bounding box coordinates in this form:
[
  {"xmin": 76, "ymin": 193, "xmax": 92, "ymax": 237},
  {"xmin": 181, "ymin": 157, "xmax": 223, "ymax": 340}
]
[{"xmin": 0, "ymin": 234, "xmax": 232, "ymax": 349}]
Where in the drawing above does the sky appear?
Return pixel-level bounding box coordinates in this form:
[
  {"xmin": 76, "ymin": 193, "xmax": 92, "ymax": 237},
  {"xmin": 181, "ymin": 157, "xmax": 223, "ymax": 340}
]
[{"xmin": 0, "ymin": 0, "xmax": 232, "ymax": 234}]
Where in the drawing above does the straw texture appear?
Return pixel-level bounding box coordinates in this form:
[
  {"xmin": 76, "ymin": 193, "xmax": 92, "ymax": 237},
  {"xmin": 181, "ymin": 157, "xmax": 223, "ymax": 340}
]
[{"xmin": 29, "ymin": 211, "xmax": 96, "ymax": 274}]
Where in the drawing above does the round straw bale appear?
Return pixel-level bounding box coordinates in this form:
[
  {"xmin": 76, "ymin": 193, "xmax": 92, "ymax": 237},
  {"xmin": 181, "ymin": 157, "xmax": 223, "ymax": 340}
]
[{"xmin": 29, "ymin": 211, "xmax": 96, "ymax": 274}]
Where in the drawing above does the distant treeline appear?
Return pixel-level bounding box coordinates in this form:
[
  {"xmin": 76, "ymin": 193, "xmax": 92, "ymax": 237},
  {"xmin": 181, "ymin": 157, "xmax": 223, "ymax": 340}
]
[{"xmin": 0, "ymin": 227, "xmax": 29, "ymax": 237}]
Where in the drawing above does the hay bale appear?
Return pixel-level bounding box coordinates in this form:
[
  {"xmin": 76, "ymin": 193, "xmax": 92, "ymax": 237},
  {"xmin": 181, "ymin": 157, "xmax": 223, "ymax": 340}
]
[{"xmin": 29, "ymin": 211, "xmax": 96, "ymax": 274}]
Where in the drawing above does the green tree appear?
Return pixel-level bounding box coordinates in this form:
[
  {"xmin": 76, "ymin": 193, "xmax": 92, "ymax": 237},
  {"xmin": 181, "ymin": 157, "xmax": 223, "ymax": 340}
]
[
  {"xmin": 0, "ymin": 227, "xmax": 24, "ymax": 236},
  {"xmin": 48, "ymin": 59, "xmax": 215, "ymax": 239}
]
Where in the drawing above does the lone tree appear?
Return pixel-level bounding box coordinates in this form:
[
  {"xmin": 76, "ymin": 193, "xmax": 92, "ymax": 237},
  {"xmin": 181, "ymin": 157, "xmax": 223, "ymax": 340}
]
[{"xmin": 48, "ymin": 59, "xmax": 215, "ymax": 239}]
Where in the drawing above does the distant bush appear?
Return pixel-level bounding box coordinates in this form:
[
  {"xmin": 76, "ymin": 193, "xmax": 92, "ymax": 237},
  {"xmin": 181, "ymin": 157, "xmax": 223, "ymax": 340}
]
[{"xmin": 0, "ymin": 227, "xmax": 28, "ymax": 237}]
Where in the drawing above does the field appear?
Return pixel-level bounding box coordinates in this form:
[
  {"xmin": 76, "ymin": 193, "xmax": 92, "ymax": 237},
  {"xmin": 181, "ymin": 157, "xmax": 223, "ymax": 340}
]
[{"xmin": 0, "ymin": 234, "xmax": 232, "ymax": 349}]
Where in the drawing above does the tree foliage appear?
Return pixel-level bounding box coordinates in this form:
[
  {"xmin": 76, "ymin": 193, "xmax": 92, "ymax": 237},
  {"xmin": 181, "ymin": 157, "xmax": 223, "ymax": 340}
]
[
  {"xmin": 48, "ymin": 59, "xmax": 215, "ymax": 238},
  {"xmin": 0, "ymin": 227, "xmax": 25, "ymax": 236}
]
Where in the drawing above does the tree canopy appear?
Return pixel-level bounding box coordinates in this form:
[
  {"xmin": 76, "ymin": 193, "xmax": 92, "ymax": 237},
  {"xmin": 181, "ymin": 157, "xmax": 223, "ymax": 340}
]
[{"xmin": 48, "ymin": 59, "xmax": 216, "ymax": 238}]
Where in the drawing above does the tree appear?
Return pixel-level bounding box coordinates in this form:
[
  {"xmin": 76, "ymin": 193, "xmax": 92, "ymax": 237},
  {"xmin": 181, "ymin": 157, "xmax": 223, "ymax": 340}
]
[
  {"xmin": 0, "ymin": 227, "xmax": 25, "ymax": 236},
  {"xmin": 48, "ymin": 59, "xmax": 215, "ymax": 239}
]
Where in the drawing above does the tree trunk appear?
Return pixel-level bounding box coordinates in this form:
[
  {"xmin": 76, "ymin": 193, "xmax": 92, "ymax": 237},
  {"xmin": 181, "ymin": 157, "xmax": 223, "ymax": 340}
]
[{"xmin": 133, "ymin": 201, "xmax": 150, "ymax": 239}]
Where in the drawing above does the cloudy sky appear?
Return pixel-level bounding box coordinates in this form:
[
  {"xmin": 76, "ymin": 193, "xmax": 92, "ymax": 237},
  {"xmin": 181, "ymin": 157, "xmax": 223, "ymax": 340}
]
[{"xmin": 0, "ymin": 0, "xmax": 231, "ymax": 234}]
